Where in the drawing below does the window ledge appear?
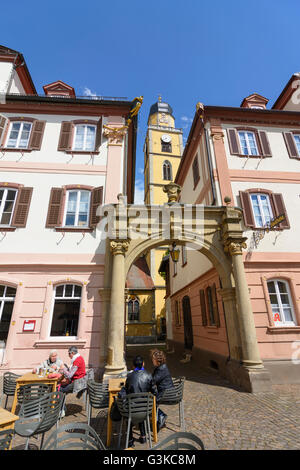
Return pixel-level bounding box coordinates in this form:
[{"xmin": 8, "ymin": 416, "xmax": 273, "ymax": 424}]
[
  {"xmin": 55, "ymin": 227, "xmax": 94, "ymax": 233},
  {"xmin": 267, "ymin": 326, "xmax": 300, "ymax": 333},
  {"xmin": 65, "ymin": 151, "xmax": 100, "ymax": 155},
  {"xmin": 205, "ymin": 325, "xmax": 219, "ymax": 332},
  {"xmin": 235, "ymin": 154, "xmax": 272, "ymax": 159},
  {"xmin": 34, "ymin": 339, "xmax": 86, "ymax": 349},
  {"xmin": 0, "ymin": 148, "xmax": 33, "ymax": 153},
  {"xmin": 0, "ymin": 226, "xmax": 16, "ymax": 232}
]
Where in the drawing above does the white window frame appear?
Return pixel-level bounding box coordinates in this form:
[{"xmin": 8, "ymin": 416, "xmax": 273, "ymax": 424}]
[
  {"xmin": 72, "ymin": 124, "xmax": 96, "ymax": 151},
  {"xmin": 0, "ymin": 188, "xmax": 18, "ymax": 226},
  {"xmin": 267, "ymin": 279, "xmax": 296, "ymax": 327},
  {"xmin": 293, "ymin": 134, "xmax": 300, "ymax": 156},
  {"xmin": 238, "ymin": 131, "xmax": 259, "ymax": 156},
  {"xmin": 0, "ymin": 285, "xmax": 16, "ymax": 342},
  {"xmin": 6, "ymin": 121, "xmax": 32, "ymax": 149},
  {"xmin": 63, "ymin": 189, "xmax": 91, "ymax": 228},
  {"xmin": 49, "ymin": 284, "xmax": 82, "ymax": 340},
  {"xmin": 250, "ymin": 193, "xmax": 273, "ymax": 228}
]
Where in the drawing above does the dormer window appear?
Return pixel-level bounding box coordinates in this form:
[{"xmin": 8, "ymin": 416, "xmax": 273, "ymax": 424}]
[
  {"xmin": 240, "ymin": 93, "xmax": 269, "ymax": 109},
  {"xmin": 43, "ymin": 80, "xmax": 76, "ymax": 98}
]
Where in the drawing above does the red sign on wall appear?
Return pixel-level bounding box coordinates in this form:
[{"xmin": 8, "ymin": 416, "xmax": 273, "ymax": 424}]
[{"xmin": 23, "ymin": 320, "xmax": 36, "ymax": 332}]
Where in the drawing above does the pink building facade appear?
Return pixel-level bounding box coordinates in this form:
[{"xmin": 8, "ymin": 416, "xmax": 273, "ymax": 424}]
[
  {"xmin": 168, "ymin": 80, "xmax": 300, "ymax": 384},
  {"xmin": 0, "ymin": 45, "xmax": 138, "ymax": 375}
]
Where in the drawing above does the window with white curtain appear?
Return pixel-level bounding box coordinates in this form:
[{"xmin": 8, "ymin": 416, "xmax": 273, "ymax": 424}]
[
  {"xmin": 73, "ymin": 124, "xmax": 96, "ymax": 151},
  {"xmin": 238, "ymin": 131, "xmax": 258, "ymax": 156},
  {"xmin": 267, "ymin": 279, "xmax": 296, "ymax": 326},
  {"xmin": 250, "ymin": 193, "xmax": 273, "ymax": 228},
  {"xmin": 6, "ymin": 121, "xmax": 32, "ymax": 149},
  {"xmin": 63, "ymin": 190, "xmax": 91, "ymax": 227}
]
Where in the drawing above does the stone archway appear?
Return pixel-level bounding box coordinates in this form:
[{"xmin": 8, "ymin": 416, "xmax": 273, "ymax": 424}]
[{"xmin": 100, "ymin": 184, "xmax": 271, "ymax": 392}]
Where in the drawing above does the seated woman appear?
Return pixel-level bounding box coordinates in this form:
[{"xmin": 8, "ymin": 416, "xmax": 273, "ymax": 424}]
[
  {"xmin": 150, "ymin": 349, "xmax": 174, "ymax": 430},
  {"xmin": 33, "ymin": 349, "xmax": 63, "ymax": 374}
]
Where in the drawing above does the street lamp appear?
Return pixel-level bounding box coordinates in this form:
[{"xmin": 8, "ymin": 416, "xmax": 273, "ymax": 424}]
[{"xmin": 169, "ymin": 242, "xmax": 180, "ymax": 263}]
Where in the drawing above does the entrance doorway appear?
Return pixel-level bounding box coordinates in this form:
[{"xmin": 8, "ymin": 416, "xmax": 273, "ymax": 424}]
[{"xmin": 182, "ymin": 295, "xmax": 193, "ymax": 351}]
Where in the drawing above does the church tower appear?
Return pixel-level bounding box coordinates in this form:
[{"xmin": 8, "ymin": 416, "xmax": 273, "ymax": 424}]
[{"xmin": 143, "ymin": 97, "xmax": 183, "ymax": 339}]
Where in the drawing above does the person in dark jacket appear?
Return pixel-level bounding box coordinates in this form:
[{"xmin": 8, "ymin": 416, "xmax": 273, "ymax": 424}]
[
  {"xmin": 151, "ymin": 349, "xmax": 174, "ymax": 430},
  {"xmin": 124, "ymin": 355, "xmax": 156, "ymax": 447}
]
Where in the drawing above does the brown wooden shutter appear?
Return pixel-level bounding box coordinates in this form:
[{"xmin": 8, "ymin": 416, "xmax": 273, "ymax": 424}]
[
  {"xmin": 227, "ymin": 128, "xmax": 241, "ymax": 155},
  {"xmin": 11, "ymin": 187, "xmax": 33, "ymax": 227},
  {"xmin": 200, "ymin": 289, "xmax": 208, "ymax": 326},
  {"xmin": 57, "ymin": 122, "xmax": 73, "ymax": 151},
  {"xmin": 258, "ymin": 131, "xmax": 272, "ymax": 157},
  {"xmin": 283, "ymin": 132, "xmax": 299, "ymax": 158},
  {"xmin": 271, "ymin": 193, "xmax": 290, "ymax": 229},
  {"xmin": 239, "ymin": 191, "xmax": 255, "ymax": 228},
  {"xmin": 212, "ymin": 283, "xmax": 220, "ymax": 327},
  {"xmin": 0, "ymin": 115, "xmax": 8, "ymax": 146},
  {"xmin": 28, "ymin": 120, "xmax": 46, "ymax": 150},
  {"xmin": 46, "ymin": 188, "xmax": 64, "ymax": 227},
  {"xmin": 89, "ymin": 186, "xmax": 103, "ymax": 228},
  {"xmin": 95, "ymin": 117, "xmax": 102, "ymax": 151}
]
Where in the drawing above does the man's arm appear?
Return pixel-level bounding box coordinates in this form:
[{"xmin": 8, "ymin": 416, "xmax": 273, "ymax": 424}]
[{"xmin": 61, "ymin": 364, "xmax": 78, "ymax": 380}]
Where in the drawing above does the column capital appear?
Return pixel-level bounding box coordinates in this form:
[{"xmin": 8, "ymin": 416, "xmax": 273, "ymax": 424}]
[
  {"xmin": 163, "ymin": 182, "xmax": 181, "ymax": 203},
  {"xmin": 110, "ymin": 239, "xmax": 130, "ymax": 256},
  {"xmin": 224, "ymin": 239, "xmax": 247, "ymax": 256},
  {"xmin": 103, "ymin": 124, "xmax": 128, "ymax": 145}
]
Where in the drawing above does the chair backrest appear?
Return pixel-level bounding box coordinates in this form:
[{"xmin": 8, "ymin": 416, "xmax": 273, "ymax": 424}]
[
  {"xmin": 152, "ymin": 431, "xmax": 205, "ymax": 450},
  {"xmin": 160, "ymin": 377, "xmax": 185, "ymax": 404},
  {"xmin": 87, "ymin": 380, "xmax": 109, "ymax": 409},
  {"xmin": 17, "ymin": 383, "xmax": 53, "ymax": 406},
  {"xmin": 3, "ymin": 372, "xmax": 21, "ymax": 396},
  {"xmin": 19, "ymin": 390, "xmax": 63, "ymax": 436},
  {"xmin": 42, "ymin": 422, "xmax": 106, "ymax": 450},
  {"xmin": 118, "ymin": 392, "xmax": 154, "ymax": 424},
  {"xmin": 0, "ymin": 429, "xmax": 14, "ymax": 450}
]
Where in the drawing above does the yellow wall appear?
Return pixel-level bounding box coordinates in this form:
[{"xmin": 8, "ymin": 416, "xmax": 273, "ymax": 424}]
[{"xmin": 125, "ymin": 292, "xmax": 155, "ymax": 338}]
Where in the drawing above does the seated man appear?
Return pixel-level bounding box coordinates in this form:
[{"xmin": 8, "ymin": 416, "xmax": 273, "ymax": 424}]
[
  {"xmin": 32, "ymin": 349, "xmax": 63, "ymax": 374},
  {"xmin": 59, "ymin": 346, "xmax": 86, "ymax": 415},
  {"xmin": 124, "ymin": 355, "xmax": 156, "ymax": 447}
]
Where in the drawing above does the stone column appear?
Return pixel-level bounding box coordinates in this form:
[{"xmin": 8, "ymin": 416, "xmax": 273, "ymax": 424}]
[
  {"xmin": 218, "ymin": 287, "xmax": 242, "ymax": 362},
  {"xmin": 104, "ymin": 240, "xmax": 129, "ymax": 375},
  {"xmin": 225, "ymin": 240, "xmax": 263, "ymax": 369}
]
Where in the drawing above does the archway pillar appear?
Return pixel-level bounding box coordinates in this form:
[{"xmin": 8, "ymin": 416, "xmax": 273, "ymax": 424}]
[{"xmin": 103, "ymin": 239, "xmax": 129, "ymax": 376}]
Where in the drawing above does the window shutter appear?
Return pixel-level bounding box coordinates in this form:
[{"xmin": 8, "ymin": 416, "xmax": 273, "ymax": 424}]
[
  {"xmin": 0, "ymin": 115, "xmax": 8, "ymax": 146},
  {"xmin": 283, "ymin": 132, "xmax": 299, "ymax": 158},
  {"xmin": 227, "ymin": 128, "xmax": 241, "ymax": 155},
  {"xmin": 192, "ymin": 156, "xmax": 200, "ymax": 186},
  {"xmin": 11, "ymin": 187, "xmax": 33, "ymax": 227},
  {"xmin": 28, "ymin": 120, "xmax": 46, "ymax": 150},
  {"xmin": 258, "ymin": 131, "xmax": 272, "ymax": 157},
  {"xmin": 200, "ymin": 289, "xmax": 208, "ymax": 326},
  {"xmin": 271, "ymin": 193, "xmax": 290, "ymax": 229},
  {"xmin": 89, "ymin": 186, "xmax": 103, "ymax": 228},
  {"xmin": 58, "ymin": 122, "xmax": 73, "ymax": 151},
  {"xmin": 46, "ymin": 188, "xmax": 64, "ymax": 227},
  {"xmin": 239, "ymin": 191, "xmax": 255, "ymax": 228},
  {"xmin": 95, "ymin": 117, "xmax": 102, "ymax": 151},
  {"xmin": 212, "ymin": 284, "xmax": 220, "ymax": 327}
]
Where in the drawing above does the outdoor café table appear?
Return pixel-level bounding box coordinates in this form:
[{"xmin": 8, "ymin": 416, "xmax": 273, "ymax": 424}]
[
  {"xmin": 10, "ymin": 372, "xmax": 58, "ymax": 415},
  {"xmin": 106, "ymin": 377, "xmax": 157, "ymax": 448},
  {"xmin": 0, "ymin": 407, "xmax": 19, "ymax": 449}
]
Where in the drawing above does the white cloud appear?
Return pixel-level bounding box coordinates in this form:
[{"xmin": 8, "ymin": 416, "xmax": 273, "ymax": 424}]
[
  {"xmin": 134, "ymin": 179, "xmax": 145, "ymax": 204},
  {"xmin": 181, "ymin": 115, "xmax": 193, "ymax": 129},
  {"xmin": 138, "ymin": 167, "xmax": 144, "ymax": 175},
  {"xmin": 83, "ymin": 87, "xmax": 98, "ymax": 98}
]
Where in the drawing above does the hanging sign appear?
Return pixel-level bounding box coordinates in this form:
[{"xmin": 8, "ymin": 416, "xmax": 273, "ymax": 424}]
[
  {"xmin": 266, "ymin": 214, "xmax": 286, "ymax": 232},
  {"xmin": 23, "ymin": 320, "xmax": 36, "ymax": 332}
]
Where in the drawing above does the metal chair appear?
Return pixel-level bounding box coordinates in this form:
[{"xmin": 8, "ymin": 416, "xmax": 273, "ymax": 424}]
[
  {"xmin": 1, "ymin": 372, "xmax": 21, "ymax": 409},
  {"xmin": 117, "ymin": 392, "xmax": 154, "ymax": 449},
  {"xmin": 0, "ymin": 428, "xmax": 14, "ymax": 450},
  {"xmin": 159, "ymin": 376, "xmax": 185, "ymax": 431},
  {"xmin": 152, "ymin": 431, "xmax": 205, "ymax": 450},
  {"xmin": 87, "ymin": 379, "xmax": 109, "ymax": 426},
  {"xmin": 42, "ymin": 422, "xmax": 106, "ymax": 450},
  {"xmin": 17, "ymin": 383, "xmax": 53, "ymax": 408},
  {"xmin": 14, "ymin": 390, "xmax": 64, "ymax": 450}
]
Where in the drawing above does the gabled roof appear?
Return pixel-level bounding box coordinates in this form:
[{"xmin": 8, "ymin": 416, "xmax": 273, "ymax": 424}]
[
  {"xmin": 272, "ymin": 73, "xmax": 300, "ymax": 110},
  {"xmin": 43, "ymin": 80, "xmax": 76, "ymax": 97},
  {"xmin": 126, "ymin": 257, "xmax": 155, "ymax": 289},
  {"xmin": 0, "ymin": 44, "xmax": 37, "ymax": 95}
]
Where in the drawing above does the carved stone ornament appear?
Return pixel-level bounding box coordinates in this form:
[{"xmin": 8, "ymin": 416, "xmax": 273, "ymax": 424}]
[
  {"xmin": 110, "ymin": 240, "xmax": 130, "ymax": 256},
  {"xmin": 163, "ymin": 182, "xmax": 181, "ymax": 203},
  {"xmin": 103, "ymin": 125, "xmax": 128, "ymax": 144},
  {"xmin": 224, "ymin": 240, "xmax": 247, "ymax": 256}
]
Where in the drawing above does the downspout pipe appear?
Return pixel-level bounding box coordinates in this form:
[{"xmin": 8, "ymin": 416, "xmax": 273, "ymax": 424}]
[{"xmin": 204, "ymin": 126, "xmax": 217, "ymax": 206}]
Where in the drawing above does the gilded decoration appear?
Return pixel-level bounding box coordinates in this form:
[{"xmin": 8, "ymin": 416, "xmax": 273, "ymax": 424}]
[
  {"xmin": 163, "ymin": 182, "xmax": 181, "ymax": 203},
  {"xmin": 110, "ymin": 240, "xmax": 130, "ymax": 256},
  {"xmin": 224, "ymin": 240, "xmax": 247, "ymax": 256}
]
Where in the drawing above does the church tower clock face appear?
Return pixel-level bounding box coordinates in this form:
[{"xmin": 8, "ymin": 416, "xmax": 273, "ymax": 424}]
[{"xmin": 161, "ymin": 134, "xmax": 171, "ymax": 143}]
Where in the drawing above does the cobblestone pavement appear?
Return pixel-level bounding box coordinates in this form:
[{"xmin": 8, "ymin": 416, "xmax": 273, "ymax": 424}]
[{"xmin": 3, "ymin": 346, "xmax": 300, "ymax": 450}]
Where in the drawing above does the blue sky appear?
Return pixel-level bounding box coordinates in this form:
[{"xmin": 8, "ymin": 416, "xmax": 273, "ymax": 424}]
[{"xmin": 2, "ymin": 0, "xmax": 300, "ymax": 202}]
